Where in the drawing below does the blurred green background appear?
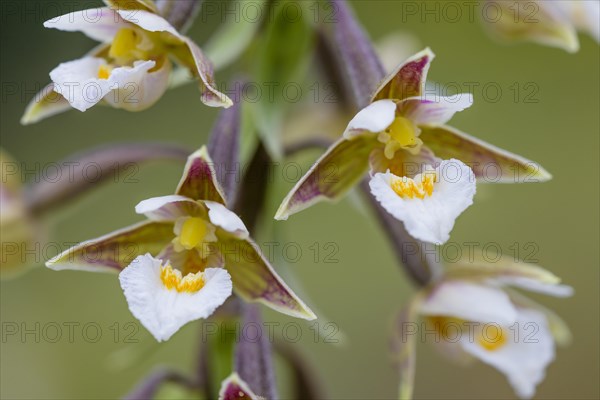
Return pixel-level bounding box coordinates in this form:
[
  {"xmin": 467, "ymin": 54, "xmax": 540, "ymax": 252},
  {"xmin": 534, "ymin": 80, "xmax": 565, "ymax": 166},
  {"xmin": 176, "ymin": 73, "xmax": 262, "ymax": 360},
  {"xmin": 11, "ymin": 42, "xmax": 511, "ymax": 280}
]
[{"xmin": 1, "ymin": 0, "xmax": 598, "ymax": 399}]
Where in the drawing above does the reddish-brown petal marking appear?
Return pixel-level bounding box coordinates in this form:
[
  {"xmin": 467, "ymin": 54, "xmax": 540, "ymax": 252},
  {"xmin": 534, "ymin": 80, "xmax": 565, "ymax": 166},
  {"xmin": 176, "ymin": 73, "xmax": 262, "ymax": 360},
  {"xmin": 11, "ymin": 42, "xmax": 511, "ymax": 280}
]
[
  {"xmin": 371, "ymin": 48, "xmax": 435, "ymax": 102},
  {"xmin": 420, "ymin": 125, "xmax": 552, "ymax": 183},
  {"xmin": 275, "ymin": 135, "xmax": 378, "ymax": 220},
  {"xmin": 176, "ymin": 146, "xmax": 228, "ymax": 204}
]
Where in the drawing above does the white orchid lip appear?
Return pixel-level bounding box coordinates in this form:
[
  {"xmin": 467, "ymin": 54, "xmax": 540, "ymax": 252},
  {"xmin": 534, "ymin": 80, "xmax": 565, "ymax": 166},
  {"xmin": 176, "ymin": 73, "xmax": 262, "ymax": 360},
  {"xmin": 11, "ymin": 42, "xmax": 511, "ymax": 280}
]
[
  {"xmin": 49, "ymin": 57, "xmax": 157, "ymax": 112},
  {"xmin": 119, "ymin": 254, "xmax": 232, "ymax": 342},
  {"xmin": 460, "ymin": 308, "xmax": 555, "ymax": 399},
  {"xmin": 369, "ymin": 159, "xmax": 476, "ymax": 244}
]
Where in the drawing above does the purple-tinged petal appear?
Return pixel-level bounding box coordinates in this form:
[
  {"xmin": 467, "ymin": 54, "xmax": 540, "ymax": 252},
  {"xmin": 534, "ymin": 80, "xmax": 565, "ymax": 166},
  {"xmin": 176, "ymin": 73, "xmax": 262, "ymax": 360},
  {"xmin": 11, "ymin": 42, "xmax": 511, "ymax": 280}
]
[
  {"xmin": 44, "ymin": 7, "xmax": 127, "ymax": 43},
  {"xmin": 176, "ymin": 146, "xmax": 228, "ymax": 204},
  {"xmin": 398, "ymin": 94, "xmax": 473, "ymax": 127},
  {"xmin": 218, "ymin": 236, "xmax": 316, "ymax": 320},
  {"xmin": 46, "ymin": 221, "xmax": 173, "ymax": 272},
  {"xmin": 420, "ymin": 125, "xmax": 552, "ymax": 183},
  {"xmin": 371, "ymin": 48, "xmax": 435, "ymax": 102},
  {"xmin": 135, "ymin": 195, "xmax": 202, "ymax": 221},
  {"xmin": 275, "ymin": 136, "xmax": 378, "ymax": 220},
  {"xmin": 179, "ymin": 37, "xmax": 234, "ymax": 108},
  {"xmin": 218, "ymin": 373, "xmax": 260, "ymax": 400}
]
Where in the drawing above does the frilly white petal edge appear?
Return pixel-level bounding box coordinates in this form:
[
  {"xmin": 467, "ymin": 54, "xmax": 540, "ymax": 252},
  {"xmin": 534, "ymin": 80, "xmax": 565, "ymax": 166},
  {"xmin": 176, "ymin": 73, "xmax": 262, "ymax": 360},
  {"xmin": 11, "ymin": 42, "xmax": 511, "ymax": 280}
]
[
  {"xmin": 369, "ymin": 159, "xmax": 476, "ymax": 244},
  {"xmin": 119, "ymin": 254, "xmax": 232, "ymax": 342}
]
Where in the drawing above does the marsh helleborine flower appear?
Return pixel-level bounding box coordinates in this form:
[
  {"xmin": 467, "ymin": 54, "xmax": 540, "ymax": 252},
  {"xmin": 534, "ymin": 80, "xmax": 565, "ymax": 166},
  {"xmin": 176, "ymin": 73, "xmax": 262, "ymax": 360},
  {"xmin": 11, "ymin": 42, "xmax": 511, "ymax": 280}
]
[
  {"xmin": 276, "ymin": 48, "xmax": 551, "ymax": 244},
  {"xmin": 411, "ymin": 257, "xmax": 572, "ymax": 399},
  {"xmin": 47, "ymin": 146, "xmax": 315, "ymax": 341},
  {"xmin": 483, "ymin": 0, "xmax": 600, "ymax": 53},
  {"xmin": 22, "ymin": 0, "xmax": 232, "ymax": 124}
]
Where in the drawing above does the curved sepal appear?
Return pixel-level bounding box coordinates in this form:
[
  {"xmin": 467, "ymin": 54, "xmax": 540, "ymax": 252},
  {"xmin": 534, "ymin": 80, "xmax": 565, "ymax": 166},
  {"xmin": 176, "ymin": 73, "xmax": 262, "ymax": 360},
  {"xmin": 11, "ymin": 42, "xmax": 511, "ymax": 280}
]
[
  {"xmin": 445, "ymin": 254, "xmax": 563, "ymax": 285},
  {"xmin": 482, "ymin": 0, "xmax": 579, "ymax": 52},
  {"xmin": 46, "ymin": 221, "xmax": 173, "ymax": 272},
  {"xmin": 180, "ymin": 37, "xmax": 234, "ymax": 108},
  {"xmin": 420, "ymin": 125, "xmax": 552, "ymax": 183},
  {"xmin": 220, "ymin": 237, "xmax": 316, "ymax": 320},
  {"xmin": 20, "ymin": 84, "xmax": 71, "ymax": 125},
  {"xmin": 176, "ymin": 146, "xmax": 227, "ymax": 205},
  {"xmin": 506, "ymin": 289, "xmax": 572, "ymax": 346},
  {"xmin": 371, "ymin": 48, "xmax": 435, "ymax": 102},
  {"xmin": 275, "ymin": 136, "xmax": 377, "ymax": 220}
]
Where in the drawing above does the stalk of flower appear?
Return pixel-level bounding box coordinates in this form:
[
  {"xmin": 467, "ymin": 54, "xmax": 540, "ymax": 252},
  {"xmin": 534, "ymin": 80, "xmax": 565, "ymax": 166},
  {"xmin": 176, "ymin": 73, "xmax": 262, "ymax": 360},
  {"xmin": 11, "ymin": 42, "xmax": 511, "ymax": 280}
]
[
  {"xmin": 276, "ymin": 48, "xmax": 551, "ymax": 244},
  {"xmin": 46, "ymin": 146, "xmax": 315, "ymax": 342},
  {"xmin": 481, "ymin": 0, "xmax": 600, "ymax": 53},
  {"xmin": 21, "ymin": 0, "xmax": 232, "ymax": 124},
  {"xmin": 394, "ymin": 255, "xmax": 573, "ymax": 399}
]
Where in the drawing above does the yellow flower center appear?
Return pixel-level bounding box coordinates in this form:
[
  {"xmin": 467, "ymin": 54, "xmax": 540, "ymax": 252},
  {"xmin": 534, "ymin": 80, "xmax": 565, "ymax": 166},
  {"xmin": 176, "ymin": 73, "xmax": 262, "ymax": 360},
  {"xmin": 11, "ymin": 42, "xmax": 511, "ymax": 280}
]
[
  {"xmin": 391, "ymin": 171, "xmax": 436, "ymax": 199},
  {"xmin": 179, "ymin": 217, "xmax": 209, "ymax": 250},
  {"xmin": 97, "ymin": 65, "xmax": 112, "ymax": 80},
  {"xmin": 378, "ymin": 116, "xmax": 423, "ymax": 159},
  {"xmin": 108, "ymin": 27, "xmax": 164, "ymax": 65},
  {"xmin": 477, "ymin": 325, "xmax": 507, "ymax": 352},
  {"xmin": 160, "ymin": 264, "xmax": 205, "ymax": 293}
]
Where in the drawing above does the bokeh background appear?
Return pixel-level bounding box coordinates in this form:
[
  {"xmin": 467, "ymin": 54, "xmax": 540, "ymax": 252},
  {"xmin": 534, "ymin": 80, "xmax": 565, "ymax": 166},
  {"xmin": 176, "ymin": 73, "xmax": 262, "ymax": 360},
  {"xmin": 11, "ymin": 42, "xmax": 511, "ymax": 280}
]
[{"xmin": 1, "ymin": 0, "xmax": 598, "ymax": 399}]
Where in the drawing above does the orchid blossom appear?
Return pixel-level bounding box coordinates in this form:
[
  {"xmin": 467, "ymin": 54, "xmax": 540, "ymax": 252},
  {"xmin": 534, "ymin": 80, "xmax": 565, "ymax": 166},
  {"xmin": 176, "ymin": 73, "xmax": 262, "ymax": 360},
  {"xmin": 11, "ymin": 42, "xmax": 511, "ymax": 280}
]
[
  {"xmin": 397, "ymin": 256, "xmax": 573, "ymax": 399},
  {"xmin": 276, "ymin": 48, "xmax": 550, "ymax": 244},
  {"xmin": 482, "ymin": 0, "xmax": 600, "ymax": 52},
  {"xmin": 47, "ymin": 146, "xmax": 315, "ymax": 341},
  {"xmin": 21, "ymin": 0, "xmax": 231, "ymax": 124}
]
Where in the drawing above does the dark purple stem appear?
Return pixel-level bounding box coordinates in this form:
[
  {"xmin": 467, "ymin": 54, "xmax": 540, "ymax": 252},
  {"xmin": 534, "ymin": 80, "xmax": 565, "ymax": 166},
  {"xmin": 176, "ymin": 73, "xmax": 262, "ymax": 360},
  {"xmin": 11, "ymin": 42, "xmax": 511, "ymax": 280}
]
[
  {"xmin": 234, "ymin": 303, "xmax": 278, "ymax": 399},
  {"xmin": 25, "ymin": 142, "xmax": 190, "ymax": 216},
  {"xmin": 155, "ymin": 0, "xmax": 202, "ymax": 33},
  {"xmin": 123, "ymin": 368, "xmax": 196, "ymax": 400}
]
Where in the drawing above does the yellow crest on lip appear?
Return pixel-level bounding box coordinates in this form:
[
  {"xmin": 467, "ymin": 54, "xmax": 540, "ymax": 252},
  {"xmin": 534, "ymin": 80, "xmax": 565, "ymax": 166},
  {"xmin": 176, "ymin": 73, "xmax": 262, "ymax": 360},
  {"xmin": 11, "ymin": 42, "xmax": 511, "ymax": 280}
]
[
  {"xmin": 160, "ymin": 264, "xmax": 205, "ymax": 293},
  {"xmin": 477, "ymin": 325, "xmax": 507, "ymax": 351},
  {"xmin": 97, "ymin": 65, "xmax": 112, "ymax": 80},
  {"xmin": 391, "ymin": 171, "xmax": 436, "ymax": 199}
]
